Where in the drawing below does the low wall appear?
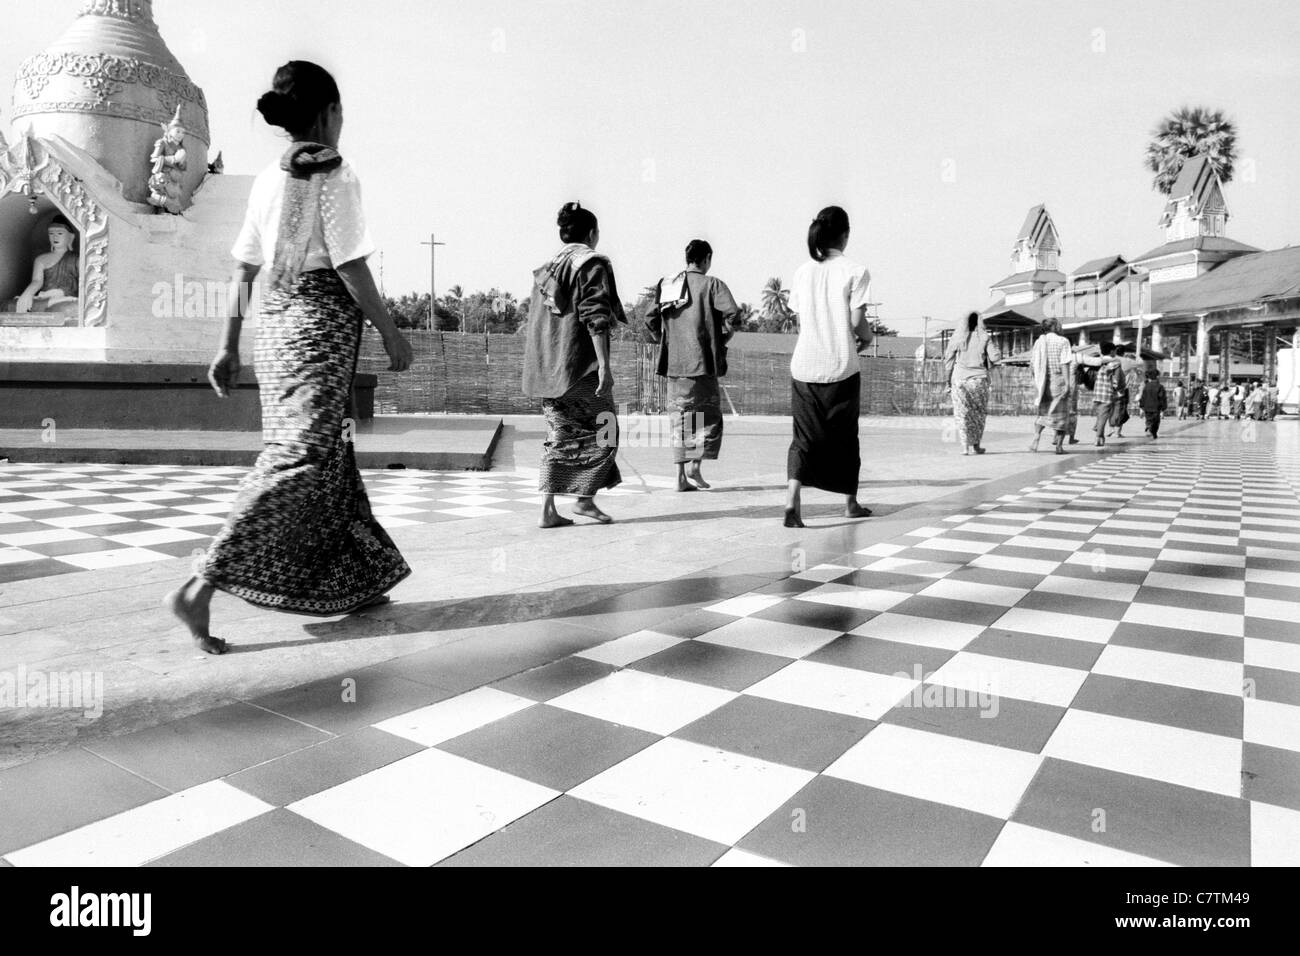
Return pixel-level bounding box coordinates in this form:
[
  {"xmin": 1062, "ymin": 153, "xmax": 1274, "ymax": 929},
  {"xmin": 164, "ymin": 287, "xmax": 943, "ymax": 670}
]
[{"xmin": 357, "ymin": 331, "xmax": 1160, "ymax": 417}]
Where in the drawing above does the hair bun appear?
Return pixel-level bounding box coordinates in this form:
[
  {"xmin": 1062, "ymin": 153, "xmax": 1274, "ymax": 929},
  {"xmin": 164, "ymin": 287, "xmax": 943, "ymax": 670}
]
[{"xmin": 256, "ymin": 90, "xmax": 289, "ymax": 127}]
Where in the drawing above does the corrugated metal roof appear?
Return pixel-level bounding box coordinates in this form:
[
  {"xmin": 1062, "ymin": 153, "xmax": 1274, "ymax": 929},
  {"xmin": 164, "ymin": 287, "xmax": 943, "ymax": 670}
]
[
  {"xmin": 1070, "ymin": 255, "xmax": 1126, "ymax": 279},
  {"xmin": 991, "ymin": 269, "xmax": 1066, "ymax": 290},
  {"xmin": 1151, "ymin": 246, "xmax": 1300, "ymax": 314},
  {"xmin": 1132, "ymin": 236, "xmax": 1259, "ymax": 263}
]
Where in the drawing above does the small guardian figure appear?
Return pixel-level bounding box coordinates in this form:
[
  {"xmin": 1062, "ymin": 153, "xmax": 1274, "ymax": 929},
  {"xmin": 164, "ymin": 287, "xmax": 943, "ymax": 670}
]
[{"xmin": 148, "ymin": 105, "xmax": 188, "ymax": 214}]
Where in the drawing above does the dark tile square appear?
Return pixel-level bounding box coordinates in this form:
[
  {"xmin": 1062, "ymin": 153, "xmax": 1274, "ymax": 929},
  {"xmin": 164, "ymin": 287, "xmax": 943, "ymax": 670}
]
[
  {"xmin": 1243, "ymin": 743, "xmax": 1300, "ymax": 813},
  {"xmin": 837, "ymin": 570, "xmax": 935, "ymax": 593},
  {"xmin": 1109, "ymin": 623, "xmax": 1242, "ymax": 662},
  {"xmin": 226, "ymin": 727, "xmax": 424, "ymax": 806},
  {"xmin": 0, "ymin": 559, "xmax": 77, "ymax": 583},
  {"xmin": 24, "ymin": 537, "xmax": 126, "ymax": 557},
  {"xmin": 84, "ymin": 701, "xmax": 330, "ymax": 791},
  {"xmin": 630, "ymin": 640, "xmax": 788, "ymax": 692},
  {"xmin": 1150, "ymin": 560, "xmax": 1244, "ymax": 580},
  {"xmin": 0, "ymin": 747, "xmax": 167, "ymax": 855},
  {"xmin": 1246, "ymin": 581, "xmax": 1300, "ymax": 604},
  {"xmin": 251, "ymin": 669, "xmax": 454, "ymax": 734},
  {"xmin": 146, "ymin": 809, "xmax": 402, "ymax": 866},
  {"xmin": 437, "ymin": 705, "xmax": 657, "ymax": 791},
  {"xmin": 966, "ymin": 628, "xmax": 1102, "ymax": 671},
  {"xmin": 889, "ymin": 595, "xmax": 1007, "ymax": 627},
  {"xmin": 1071, "ymin": 674, "xmax": 1242, "ymax": 737},
  {"xmin": 945, "ymin": 566, "xmax": 1046, "ymax": 591},
  {"xmin": 492, "ymin": 655, "xmax": 619, "ymax": 701},
  {"xmin": 752, "ymin": 598, "xmax": 876, "ymax": 633},
  {"xmin": 1013, "ymin": 589, "xmax": 1130, "ymax": 620},
  {"xmin": 1135, "ymin": 585, "xmax": 1244, "ymax": 615},
  {"xmin": 438, "ymin": 796, "xmax": 725, "ymax": 866},
  {"xmin": 674, "ymin": 694, "xmax": 873, "ymax": 771},
  {"xmin": 1244, "ymin": 617, "xmax": 1300, "ymax": 642},
  {"xmin": 892, "ymin": 546, "xmax": 979, "ymax": 566},
  {"xmin": 806, "ymin": 634, "xmax": 954, "ymax": 677},
  {"xmin": 1012, "ymin": 757, "xmax": 1250, "ymax": 866},
  {"xmin": 881, "ymin": 684, "xmax": 1066, "ymax": 753},
  {"xmin": 739, "ymin": 776, "xmax": 1003, "ymax": 866},
  {"xmin": 1246, "ymin": 665, "xmax": 1300, "ymax": 706},
  {"xmin": 651, "ymin": 608, "xmax": 736, "ymax": 638},
  {"xmin": 750, "ymin": 576, "xmax": 822, "ymax": 597},
  {"xmin": 1050, "ymin": 562, "xmax": 1150, "ymax": 585}
]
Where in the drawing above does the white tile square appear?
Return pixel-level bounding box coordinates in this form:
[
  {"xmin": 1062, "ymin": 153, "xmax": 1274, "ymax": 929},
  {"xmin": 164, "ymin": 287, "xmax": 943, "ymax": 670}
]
[
  {"xmin": 436, "ymin": 495, "xmax": 508, "ymax": 507},
  {"xmin": 289, "ymin": 749, "xmax": 557, "ymax": 866},
  {"xmin": 55, "ymin": 548, "xmax": 174, "ymax": 571},
  {"xmin": 1143, "ymin": 571, "xmax": 1245, "ymax": 596},
  {"xmin": 982, "ymin": 822, "xmax": 1174, "ymax": 867},
  {"xmin": 929, "ymin": 650, "xmax": 1088, "ymax": 707},
  {"xmin": 851, "ymin": 612, "xmax": 985, "ymax": 651},
  {"xmin": 1159, "ymin": 548, "xmax": 1246, "ymax": 569},
  {"xmin": 1063, "ymin": 550, "xmax": 1154, "ymax": 572},
  {"xmin": 918, "ymin": 578, "xmax": 1029, "ymax": 607},
  {"xmin": 699, "ymin": 616, "xmax": 843, "ymax": 659},
  {"xmin": 1245, "ymin": 637, "xmax": 1300, "ymax": 675},
  {"xmin": 1252, "ymin": 803, "xmax": 1300, "ymax": 866},
  {"xmin": 744, "ymin": 659, "xmax": 917, "ymax": 719},
  {"xmin": 711, "ymin": 848, "xmax": 791, "ymax": 867},
  {"xmin": 106, "ymin": 528, "xmax": 208, "ymax": 547},
  {"xmin": 1244, "ymin": 698, "xmax": 1300, "ymax": 753},
  {"xmin": 170, "ymin": 502, "xmax": 232, "ymax": 515},
  {"xmin": 1122, "ymin": 603, "xmax": 1242, "ymax": 637},
  {"xmin": 571, "ymin": 737, "xmax": 813, "ymax": 845},
  {"xmin": 704, "ymin": 594, "xmax": 786, "ymax": 617},
  {"xmin": 791, "ymin": 563, "xmax": 856, "ymax": 583},
  {"xmin": 913, "ymin": 536, "xmax": 997, "ymax": 555},
  {"xmin": 971, "ymin": 554, "xmax": 1061, "ymax": 577},
  {"xmin": 0, "ymin": 548, "xmax": 44, "ymax": 565},
  {"xmin": 863, "ymin": 557, "xmax": 963, "ymax": 578},
  {"xmin": 1043, "ymin": 709, "xmax": 1241, "ymax": 797},
  {"xmin": 993, "ymin": 607, "xmax": 1117, "ymax": 644},
  {"xmin": 1246, "ymin": 597, "xmax": 1300, "ymax": 624},
  {"xmin": 0, "ymin": 528, "xmax": 93, "ymax": 547},
  {"xmin": 374, "ymin": 687, "xmax": 534, "ymax": 746},
  {"xmin": 142, "ymin": 514, "xmax": 228, "ymax": 530},
  {"xmin": 4, "ymin": 781, "xmax": 271, "ymax": 867},
  {"xmin": 855, "ymin": 542, "xmax": 907, "ymax": 558},
  {"xmin": 1091, "ymin": 645, "xmax": 1241, "ymax": 696},
  {"xmin": 0, "ymin": 499, "xmax": 72, "ymax": 515},
  {"xmin": 1006, "ymin": 535, "xmax": 1090, "ymax": 553},
  {"xmin": 32, "ymin": 512, "xmax": 136, "ymax": 529},
  {"xmin": 577, "ymin": 630, "xmax": 685, "ymax": 667},
  {"xmin": 826, "ymin": 724, "xmax": 1042, "ymax": 819},
  {"xmin": 435, "ymin": 506, "xmax": 511, "ymax": 518},
  {"xmin": 548, "ymin": 670, "xmax": 736, "ymax": 735},
  {"xmin": 794, "ymin": 584, "xmax": 911, "ymax": 612},
  {"xmin": 1034, "ymin": 574, "xmax": 1139, "ymax": 603}
]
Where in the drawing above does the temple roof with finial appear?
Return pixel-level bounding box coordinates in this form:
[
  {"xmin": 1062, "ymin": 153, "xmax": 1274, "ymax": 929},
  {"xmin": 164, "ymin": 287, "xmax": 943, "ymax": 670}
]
[
  {"xmin": 1015, "ymin": 204, "xmax": 1059, "ymax": 249},
  {"xmin": 1158, "ymin": 154, "xmax": 1224, "ymax": 227}
]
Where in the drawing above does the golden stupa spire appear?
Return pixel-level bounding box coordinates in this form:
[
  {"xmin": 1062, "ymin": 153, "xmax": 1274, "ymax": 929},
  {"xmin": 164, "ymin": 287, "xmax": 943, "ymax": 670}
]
[{"xmin": 78, "ymin": 1, "xmax": 156, "ymax": 22}]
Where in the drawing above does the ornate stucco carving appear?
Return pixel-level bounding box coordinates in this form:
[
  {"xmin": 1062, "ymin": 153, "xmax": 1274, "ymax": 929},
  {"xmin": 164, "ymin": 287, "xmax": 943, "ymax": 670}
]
[
  {"xmin": 0, "ymin": 137, "xmax": 111, "ymax": 328},
  {"xmin": 13, "ymin": 53, "xmax": 210, "ymax": 143}
]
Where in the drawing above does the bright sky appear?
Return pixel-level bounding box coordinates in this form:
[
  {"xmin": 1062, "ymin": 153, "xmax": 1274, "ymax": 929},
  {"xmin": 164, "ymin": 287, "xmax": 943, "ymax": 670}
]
[{"xmin": 4, "ymin": 0, "xmax": 1298, "ymax": 335}]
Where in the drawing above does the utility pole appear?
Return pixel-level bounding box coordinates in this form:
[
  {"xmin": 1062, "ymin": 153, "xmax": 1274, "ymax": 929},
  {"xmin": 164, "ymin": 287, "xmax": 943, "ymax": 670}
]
[
  {"xmin": 420, "ymin": 233, "xmax": 446, "ymax": 331},
  {"xmin": 378, "ymin": 250, "xmax": 385, "ymax": 298},
  {"xmin": 922, "ymin": 314, "xmax": 931, "ymax": 363}
]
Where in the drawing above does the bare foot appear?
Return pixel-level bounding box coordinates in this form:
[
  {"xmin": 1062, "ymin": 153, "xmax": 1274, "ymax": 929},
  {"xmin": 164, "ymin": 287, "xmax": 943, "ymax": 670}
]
[
  {"xmin": 163, "ymin": 585, "xmax": 227, "ymax": 656},
  {"xmin": 686, "ymin": 466, "xmax": 711, "ymax": 489},
  {"xmin": 573, "ymin": 501, "xmax": 614, "ymax": 524},
  {"xmin": 783, "ymin": 508, "xmax": 805, "ymax": 528},
  {"xmin": 675, "ymin": 478, "xmax": 699, "ymax": 492},
  {"xmin": 539, "ymin": 513, "xmax": 575, "ymax": 529},
  {"xmin": 845, "ymin": 503, "xmax": 873, "ymax": 518}
]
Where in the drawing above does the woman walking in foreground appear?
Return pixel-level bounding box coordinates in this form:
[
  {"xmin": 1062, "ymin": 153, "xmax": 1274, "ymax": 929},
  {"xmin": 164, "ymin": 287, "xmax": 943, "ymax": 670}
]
[
  {"xmin": 523, "ymin": 202, "xmax": 626, "ymax": 528},
  {"xmin": 783, "ymin": 205, "xmax": 875, "ymax": 528},
  {"xmin": 945, "ymin": 311, "xmax": 1001, "ymax": 455},
  {"xmin": 166, "ymin": 61, "xmax": 414, "ymax": 654}
]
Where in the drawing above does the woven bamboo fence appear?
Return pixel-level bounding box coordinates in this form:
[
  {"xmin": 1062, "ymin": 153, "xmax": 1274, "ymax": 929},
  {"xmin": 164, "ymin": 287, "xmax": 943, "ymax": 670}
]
[{"xmin": 359, "ymin": 331, "xmax": 1124, "ymax": 417}]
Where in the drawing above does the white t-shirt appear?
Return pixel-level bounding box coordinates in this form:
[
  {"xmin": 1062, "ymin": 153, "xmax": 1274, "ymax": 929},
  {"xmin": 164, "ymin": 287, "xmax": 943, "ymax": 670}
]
[
  {"xmin": 231, "ymin": 159, "xmax": 375, "ymax": 271},
  {"xmin": 788, "ymin": 249, "xmax": 873, "ymax": 383}
]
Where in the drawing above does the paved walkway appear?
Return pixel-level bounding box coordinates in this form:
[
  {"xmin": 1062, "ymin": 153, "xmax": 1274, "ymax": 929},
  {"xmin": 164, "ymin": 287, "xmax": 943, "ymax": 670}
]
[{"xmin": 1, "ymin": 417, "xmax": 1297, "ymax": 866}]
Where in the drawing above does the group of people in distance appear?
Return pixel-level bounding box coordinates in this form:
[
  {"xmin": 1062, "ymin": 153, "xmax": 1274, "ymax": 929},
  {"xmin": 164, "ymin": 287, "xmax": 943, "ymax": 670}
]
[
  {"xmin": 523, "ymin": 202, "xmax": 875, "ymax": 531},
  {"xmin": 1177, "ymin": 377, "xmax": 1280, "ymax": 422}
]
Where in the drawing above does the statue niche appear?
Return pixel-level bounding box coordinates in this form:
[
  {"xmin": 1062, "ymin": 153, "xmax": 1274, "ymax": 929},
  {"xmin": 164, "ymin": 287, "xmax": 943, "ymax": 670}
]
[{"xmin": 4, "ymin": 212, "xmax": 80, "ymax": 323}]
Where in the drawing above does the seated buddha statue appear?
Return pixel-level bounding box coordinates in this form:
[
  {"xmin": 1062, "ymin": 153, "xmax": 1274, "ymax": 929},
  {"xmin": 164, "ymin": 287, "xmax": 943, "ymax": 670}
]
[{"xmin": 13, "ymin": 216, "xmax": 80, "ymax": 316}]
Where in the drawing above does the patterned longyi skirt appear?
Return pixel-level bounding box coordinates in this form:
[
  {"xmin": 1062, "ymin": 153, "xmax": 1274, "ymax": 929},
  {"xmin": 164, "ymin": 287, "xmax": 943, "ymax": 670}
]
[{"xmin": 201, "ymin": 270, "xmax": 410, "ymax": 615}]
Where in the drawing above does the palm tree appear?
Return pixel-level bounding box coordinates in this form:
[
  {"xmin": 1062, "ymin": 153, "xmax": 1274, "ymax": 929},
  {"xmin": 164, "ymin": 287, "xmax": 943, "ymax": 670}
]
[
  {"xmin": 734, "ymin": 302, "xmax": 756, "ymax": 330},
  {"xmin": 760, "ymin": 277, "xmax": 795, "ymax": 332},
  {"xmin": 1145, "ymin": 106, "xmax": 1237, "ymax": 195}
]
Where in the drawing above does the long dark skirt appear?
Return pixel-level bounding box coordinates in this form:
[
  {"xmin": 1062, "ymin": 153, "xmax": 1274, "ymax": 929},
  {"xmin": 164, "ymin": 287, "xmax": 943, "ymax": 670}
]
[
  {"xmin": 201, "ymin": 270, "xmax": 410, "ymax": 615},
  {"xmin": 540, "ymin": 370, "xmax": 622, "ymax": 496},
  {"xmin": 788, "ymin": 373, "xmax": 861, "ymax": 495},
  {"xmin": 668, "ymin": 374, "xmax": 723, "ymax": 464}
]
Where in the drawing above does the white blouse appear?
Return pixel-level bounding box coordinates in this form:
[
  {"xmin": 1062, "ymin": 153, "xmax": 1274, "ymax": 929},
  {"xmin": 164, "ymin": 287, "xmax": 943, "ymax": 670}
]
[
  {"xmin": 788, "ymin": 250, "xmax": 873, "ymax": 384},
  {"xmin": 231, "ymin": 158, "xmax": 375, "ymax": 272}
]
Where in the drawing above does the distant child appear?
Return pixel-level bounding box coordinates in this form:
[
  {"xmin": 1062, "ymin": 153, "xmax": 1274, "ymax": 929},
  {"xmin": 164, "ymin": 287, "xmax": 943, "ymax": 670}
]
[
  {"xmin": 1140, "ymin": 369, "xmax": 1168, "ymax": 439},
  {"xmin": 1174, "ymin": 380, "xmax": 1187, "ymax": 420}
]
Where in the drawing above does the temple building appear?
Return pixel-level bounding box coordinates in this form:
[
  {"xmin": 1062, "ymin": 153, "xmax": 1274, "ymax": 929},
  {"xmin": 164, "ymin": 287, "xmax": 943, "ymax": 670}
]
[{"xmin": 983, "ymin": 156, "xmax": 1300, "ymax": 389}]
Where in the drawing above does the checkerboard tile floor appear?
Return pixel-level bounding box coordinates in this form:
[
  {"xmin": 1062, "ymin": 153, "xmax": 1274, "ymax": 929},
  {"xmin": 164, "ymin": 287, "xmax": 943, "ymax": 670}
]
[
  {"xmin": 3, "ymin": 445, "xmax": 1299, "ymax": 866},
  {"xmin": 0, "ymin": 463, "xmax": 661, "ymax": 583}
]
